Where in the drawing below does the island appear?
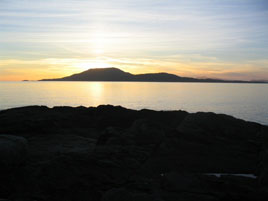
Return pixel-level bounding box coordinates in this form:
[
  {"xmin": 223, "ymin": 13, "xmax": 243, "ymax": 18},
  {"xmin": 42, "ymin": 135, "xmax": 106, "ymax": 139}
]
[
  {"xmin": 40, "ymin": 67, "xmax": 268, "ymax": 83},
  {"xmin": 1, "ymin": 105, "xmax": 268, "ymax": 201}
]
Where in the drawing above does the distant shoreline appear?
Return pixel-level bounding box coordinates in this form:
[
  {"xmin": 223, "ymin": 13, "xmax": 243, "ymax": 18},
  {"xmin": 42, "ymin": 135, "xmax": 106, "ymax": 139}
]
[
  {"xmin": 39, "ymin": 67, "xmax": 268, "ymax": 83},
  {"xmin": 0, "ymin": 79, "xmax": 267, "ymax": 84},
  {"xmin": 38, "ymin": 80, "xmax": 268, "ymax": 84}
]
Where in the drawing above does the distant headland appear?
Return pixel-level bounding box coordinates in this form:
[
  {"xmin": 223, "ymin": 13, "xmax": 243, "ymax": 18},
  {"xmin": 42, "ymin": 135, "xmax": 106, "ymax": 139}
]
[{"xmin": 40, "ymin": 67, "xmax": 267, "ymax": 83}]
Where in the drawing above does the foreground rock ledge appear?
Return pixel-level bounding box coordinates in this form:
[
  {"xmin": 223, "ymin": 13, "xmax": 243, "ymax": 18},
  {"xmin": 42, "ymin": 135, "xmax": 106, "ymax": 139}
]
[{"xmin": 0, "ymin": 105, "xmax": 268, "ymax": 201}]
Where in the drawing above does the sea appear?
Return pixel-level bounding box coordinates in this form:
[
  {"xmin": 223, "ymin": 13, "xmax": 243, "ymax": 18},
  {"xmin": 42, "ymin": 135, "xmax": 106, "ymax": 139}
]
[{"xmin": 0, "ymin": 81, "xmax": 268, "ymax": 125}]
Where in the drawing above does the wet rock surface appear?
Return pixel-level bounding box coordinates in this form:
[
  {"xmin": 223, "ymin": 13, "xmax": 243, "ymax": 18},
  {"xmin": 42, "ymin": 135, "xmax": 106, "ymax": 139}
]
[{"xmin": 0, "ymin": 105, "xmax": 267, "ymax": 201}]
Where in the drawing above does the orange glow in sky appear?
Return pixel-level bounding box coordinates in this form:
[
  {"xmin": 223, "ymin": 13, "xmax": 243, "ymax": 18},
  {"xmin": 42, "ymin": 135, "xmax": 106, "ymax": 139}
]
[{"xmin": 1, "ymin": 0, "xmax": 268, "ymax": 81}]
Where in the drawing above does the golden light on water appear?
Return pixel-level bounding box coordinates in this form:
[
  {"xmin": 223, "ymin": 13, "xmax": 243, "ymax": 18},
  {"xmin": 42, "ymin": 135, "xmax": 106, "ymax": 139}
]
[{"xmin": 89, "ymin": 82, "xmax": 103, "ymax": 102}]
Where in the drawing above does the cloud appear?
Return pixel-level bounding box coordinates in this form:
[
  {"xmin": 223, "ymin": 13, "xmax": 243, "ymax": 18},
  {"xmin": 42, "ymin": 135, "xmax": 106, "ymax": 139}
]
[{"xmin": 0, "ymin": 0, "xmax": 268, "ymax": 80}]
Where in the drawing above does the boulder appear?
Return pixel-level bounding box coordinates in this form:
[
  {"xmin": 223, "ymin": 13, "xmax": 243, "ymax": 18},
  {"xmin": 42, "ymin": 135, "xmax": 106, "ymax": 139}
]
[
  {"xmin": 128, "ymin": 119, "xmax": 165, "ymax": 145},
  {"xmin": 0, "ymin": 135, "xmax": 28, "ymax": 198},
  {"xmin": 0, "ymin": 134, "xmax": 28, "ymax": 166},
  {"xmin": 161, "ymin": 172, "xmax": 202, "ymax": 192},
  {"xmin": 258, "ymin": 126, "xmax": 268, "ymax": 187},
  {"xmin": 177, "ymin": 112, "xmax": 260, "ymax": 141},
  {"xmin": 28, "ymin": 134, "xmax": 96, "ymax": 161},
  {"xmin": 175, "ymin": 113, "xmax": 260, "ymax": 173},
  {"xmin": 101, "ymin": 188, "xmax": 134, "ymax": 201}
]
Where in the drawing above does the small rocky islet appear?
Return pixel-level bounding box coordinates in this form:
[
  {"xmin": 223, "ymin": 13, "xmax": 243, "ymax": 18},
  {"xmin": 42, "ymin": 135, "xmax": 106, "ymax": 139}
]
[{"xmin": 0, "ymin": 105, "xmax": 268, "ymax": 201}]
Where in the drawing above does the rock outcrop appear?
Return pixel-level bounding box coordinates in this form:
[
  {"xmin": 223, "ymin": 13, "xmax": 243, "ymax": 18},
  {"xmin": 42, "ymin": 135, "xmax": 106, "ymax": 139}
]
[{"xmin": 0, "ymin": 105, "xmax": 267, "ymax": 201}]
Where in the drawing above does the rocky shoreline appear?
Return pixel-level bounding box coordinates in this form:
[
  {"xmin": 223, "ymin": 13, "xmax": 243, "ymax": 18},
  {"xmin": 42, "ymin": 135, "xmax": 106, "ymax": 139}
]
[{"xmin": 0, "ymin": 105, "xmax": 268, "ymax": 201}]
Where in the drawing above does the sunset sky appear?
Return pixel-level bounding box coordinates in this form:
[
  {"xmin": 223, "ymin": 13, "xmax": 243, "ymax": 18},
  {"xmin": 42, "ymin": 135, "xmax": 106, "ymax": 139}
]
[{"xmin": 0, "ymin": 0, "xmax": 268, "ymax": 81}]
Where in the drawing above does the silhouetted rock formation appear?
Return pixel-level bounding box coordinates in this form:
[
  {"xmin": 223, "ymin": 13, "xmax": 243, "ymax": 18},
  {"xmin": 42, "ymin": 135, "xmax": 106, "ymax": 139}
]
[
  {"xmin": 40, "ymin": 67, "xmax": 267, "ymax": 83},
  {"xmin": 0, "ymin": 105, "xmax": 268, "ymax": 200}
]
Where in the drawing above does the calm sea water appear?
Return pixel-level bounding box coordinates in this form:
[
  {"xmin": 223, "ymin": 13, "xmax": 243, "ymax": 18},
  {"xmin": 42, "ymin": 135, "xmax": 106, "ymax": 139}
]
[{"xmin": 0, "ymin": 81, "xmax": 268, "ymax": 125}]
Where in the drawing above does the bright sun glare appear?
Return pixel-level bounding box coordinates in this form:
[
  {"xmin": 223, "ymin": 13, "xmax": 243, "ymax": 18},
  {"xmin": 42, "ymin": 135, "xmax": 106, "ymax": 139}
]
[{"xmin": 75, "ymin": 61, "xmax": 111, "ymax": 71}]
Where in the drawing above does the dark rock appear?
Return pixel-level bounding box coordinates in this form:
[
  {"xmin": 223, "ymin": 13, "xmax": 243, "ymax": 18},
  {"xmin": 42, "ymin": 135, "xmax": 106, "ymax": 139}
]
[
  {"xmin": 257, "ymin": 126, "xmax": 268, "ymax": 188},
  {"xmin": 160, "ymin": 191, "xmax": 219, "ymax": 201},
  {"xmin": 28, "ymin": 134, "xmax": 96, "ymax": 161},
  {"xmin": 101, "ymin": 188, "xmax": 134, "ymax": 201},
  {"xmin": 0, "ymin": 135, "xmax": 28, "ymax": 198},
  {"xmin": 177, "ymin": 112, "xmax": 261, "ymax": 141},
  {"xmin": 128, "ymin": 119, "xmax": 165, "ymax": 145},
  {"xmin": 0, "ymin": 134, "xmax": 28, "ymax": 166},
  {"xmin": 161, "ymin": 172, "xmax": 202, "ymax": 192},
  {"xmin": 0, "ymin": 105, "xmax": 267, "ymax": 200},
  {"xmin": 175, "ymin": 112, "xmax": 261, "ymax": 173}
]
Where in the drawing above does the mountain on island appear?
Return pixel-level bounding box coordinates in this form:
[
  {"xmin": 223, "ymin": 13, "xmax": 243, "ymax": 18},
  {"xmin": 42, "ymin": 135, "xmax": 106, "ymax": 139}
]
[{"xmin": 40, "ymin": 67, "xmax": 267, "ymax": 83}]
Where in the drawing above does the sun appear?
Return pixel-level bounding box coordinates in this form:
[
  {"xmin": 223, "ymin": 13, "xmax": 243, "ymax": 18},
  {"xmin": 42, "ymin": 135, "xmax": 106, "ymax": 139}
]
[
  {"xmin": 93, "ymin": 49, "xmax": 104, "ymax": 55},
  {"xmin": 75, "ymin": 61, "xmax": 111, "ymax": 71}
]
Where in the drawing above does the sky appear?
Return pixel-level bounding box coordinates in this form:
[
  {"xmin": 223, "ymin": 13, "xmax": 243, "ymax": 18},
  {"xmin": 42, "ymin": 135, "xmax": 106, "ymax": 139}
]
[{"xmin": 0, "ymin": 0, "xmax": 268, "ymax": 81}]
